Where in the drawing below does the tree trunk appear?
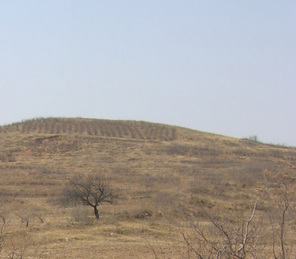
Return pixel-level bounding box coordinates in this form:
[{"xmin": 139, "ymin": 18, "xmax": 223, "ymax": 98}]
[{"xmin": 94, "ymin": 206, "xmax": 99, "ymax": 219}]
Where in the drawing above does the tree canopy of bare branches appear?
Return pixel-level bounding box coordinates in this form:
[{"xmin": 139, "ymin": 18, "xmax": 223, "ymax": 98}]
[
  {"xmin": 182, "ymin": 201, "xmax": 267, "ymax": 258},
  {"xmin": 63, "ymin": 173, "xmax": 115, "ymax": 219}
]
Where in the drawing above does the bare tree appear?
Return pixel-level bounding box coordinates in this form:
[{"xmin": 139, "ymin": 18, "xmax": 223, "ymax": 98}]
[
  {"xmin": 182, "ymin": 201, "xmax": 266, "ymax": 258},
  {"xmin": 0, "ymin": 213, "xmax": 6, "ymax": 255},
  {"xmin": 271, "ymin": 183, "xmax": 295, "ymax": 259},
  {"xmin": 15, "ymin": 209, "xmax": 31, "ymax": 228},
  {"xmin": 63, "ymin": 173, "xmax": 115, "ymax": 219},
  {"xmin": 0, "ymin": 200, "xmax": 11, "ymax": 256}
]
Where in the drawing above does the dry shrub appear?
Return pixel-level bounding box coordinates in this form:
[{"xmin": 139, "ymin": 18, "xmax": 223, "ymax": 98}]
[
  {"xmin": 134, "ymin": 210, "xmax": 153, "ymax": 219},
  {"xmin": 1, "ymin": 231, "xmax": 32, "ymax": 259}
]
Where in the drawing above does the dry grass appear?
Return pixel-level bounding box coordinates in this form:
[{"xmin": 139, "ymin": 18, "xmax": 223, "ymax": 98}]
[{"xmin": 0, "ymin": 117, "xmax": 296, "ymax": 258}]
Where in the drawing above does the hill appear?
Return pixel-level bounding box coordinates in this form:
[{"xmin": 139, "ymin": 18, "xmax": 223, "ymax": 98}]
[{"xmin": 0, "ymin": 117, "xmax": 296, "ymax": 258}]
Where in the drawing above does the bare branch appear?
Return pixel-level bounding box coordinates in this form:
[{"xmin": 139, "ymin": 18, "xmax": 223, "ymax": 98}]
[
  {"xmin": 182, "ymin": 232, "xmax": 204, "ymax": 258},
  {"xmin": 238, "ymin": 200, "xmax": 257, "ymax": 256},
  {"xmin": 63, "ymin": 173, "xmax": 115, "ymax": 219}
]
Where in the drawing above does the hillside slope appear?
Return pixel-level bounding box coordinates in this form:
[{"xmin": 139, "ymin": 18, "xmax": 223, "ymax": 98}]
[{"xmin": 0, "ymin": 117, "xmax": 296, "ymax": 258}]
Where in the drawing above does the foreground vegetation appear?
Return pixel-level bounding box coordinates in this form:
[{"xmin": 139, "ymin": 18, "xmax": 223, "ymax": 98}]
[{"xmin": 0, "ymin": 118, "xmax": 295, "ymax": 258}]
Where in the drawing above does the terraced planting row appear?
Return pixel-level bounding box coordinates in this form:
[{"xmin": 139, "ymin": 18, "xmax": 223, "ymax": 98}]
[{"xmin": 0, "ymin": 118, "xmax": 177, "ymax": 141}]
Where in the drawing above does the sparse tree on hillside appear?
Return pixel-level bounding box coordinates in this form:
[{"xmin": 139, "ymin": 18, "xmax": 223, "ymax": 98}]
[{"xmin": 63, "ymin": 173, "xmax": 115, "ymax": 219}]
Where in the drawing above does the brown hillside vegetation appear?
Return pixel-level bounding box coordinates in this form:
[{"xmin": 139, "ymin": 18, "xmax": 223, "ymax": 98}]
[{"xmin": 0, "ymin": 118, "xmax": 296, "ymax": 258}]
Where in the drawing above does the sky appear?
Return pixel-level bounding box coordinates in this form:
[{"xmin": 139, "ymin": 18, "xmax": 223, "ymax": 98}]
[{"xmin": 0, "ymin": 1, "xmax": 295, "ymax": 146}]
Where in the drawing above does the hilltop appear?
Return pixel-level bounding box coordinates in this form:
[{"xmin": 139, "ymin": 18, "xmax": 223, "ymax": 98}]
[{"xmin": 0, "ymin": 118, "xmax": 296, "ymax": 258}]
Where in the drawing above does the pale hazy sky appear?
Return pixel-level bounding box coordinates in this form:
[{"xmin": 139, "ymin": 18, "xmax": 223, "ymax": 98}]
[{"xmin": 1, "ymin": 1, "xmax": 295, "ymax": 146}]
